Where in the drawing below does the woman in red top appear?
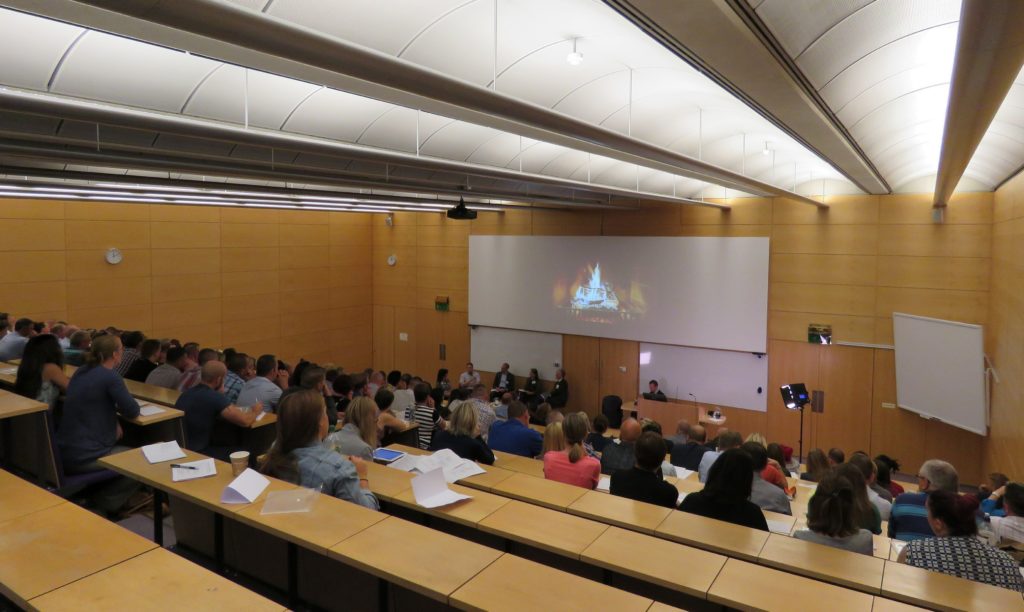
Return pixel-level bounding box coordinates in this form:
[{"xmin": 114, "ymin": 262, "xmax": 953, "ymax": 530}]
[
  {"xmin": 543, "ymin": 412, "xmax": 600, "ymax": 489},
  {"xmin": 875, "ymin": 455, "xmax": 904, "ymax": 497}
]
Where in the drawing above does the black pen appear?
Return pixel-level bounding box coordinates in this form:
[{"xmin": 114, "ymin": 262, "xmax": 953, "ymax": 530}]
[{"xmin": 170, "ymin": 464, "xmax": 198, "ymax": 470}]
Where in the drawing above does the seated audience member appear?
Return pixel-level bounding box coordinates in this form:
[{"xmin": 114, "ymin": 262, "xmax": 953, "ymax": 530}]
[
  {"xmin": 766, "ymin": 443, "xmax": 792, "ymax": 478},
  {"xmin": 642, "ymin": 379, "xmax": 667, "ymax": 402},
  {"xmin": 743, "ymin": 441, "xmax": 792, "ymax": 515},
  {"xmin": 543, "ymin": 412, "xmax": 600, "ymax": 489},
  {"xmin": 543, "ymin": 421, "xmax": 566, "ymax": 454},
  {"xmin": 889, "ymin": 459, "xmax": 959, "ymax": 541},
  {"xmin": 641, "ymin": 419, "xmax": 672, "ymax": 452},
  {"xmin": 875, "ymin": 454, "xmax": 905, "ymax": 497},
  {"xmin": 260, "ymin": 390, "xmax": 378, "ymax": 510},
  {"xmin": 175, "ymin": 361, "xmax": 258, "ymax": 460},
  {"xmin": 836, "ymin": 463, "xmax": 882, "ymax": 535},
  {"xmin": 801, "ymin": 449, "xmax": 831, "ymax": 482},
  {"xmin": 899, "ymin": 490, "xmax": 1024, "ymax": 592},
  {"xmin": 124, "ymin": 339, "xmax": 162, "ymax": 382},
  {"xmin": 0, "ymin": 317, "xmax": 34, "ymax": 360},
  {"xmin": 530, "ymin": 401, "xmax": 552, "ymax": 427},
  {"xmin": 585, "ymin": 413, "xmax": 614, "ymax": 453},
  {"xmin": 326, "ymin": 396, "xmax": 378, "ymax": 461},
  {"xmin": 114, "ymin": 330, "xmax": 145, "ymax": 376},
  {"xmin": 14, "ymin": 334, "xmax": 69, "ymax": 410},
  {"xmin": 411, "ymin": 382, "xmax": 445, "ymax": 450},
  {"xmin": 706, "ymin": 426, "xmax": 730, "ymax": 452},
  {"xmin": 222, "ymin": 352, "xmax": 248, "ymax": 405},
  {"xmin": 828, "ymin": 447, "xmax": 845, "ymax": 466},
  {"xmin": 55, "ymin": 335, "xmax": 141, "ymax": 516},
  {"xmin": 850, "ymin": 453, "xmax": 892, "ymax": 519},
  {"xmin": 470, "ymin": 384, "xmax": 497, "ymax": 437},
  {"xmin": 679, "ymin": 448, "xmax": 768, "ymax": 531},
  {"xmin": 795, "ymin": 470, "xmax": 874, "ymax": 555},
  {"xmin": 282, "ymin": 365, "xmax": 337, "ymax": 423},
  {"xmin": 435, "ymin": 368, "xmax": 451, "ymax": 396},
  {"xmin": 367, "ymin": 370, "xmax": 386, "ymax": 396},
  {"xmin": 610, "ymin": 432, "xmax": 677, "ymax": 508},
  {"xmin": 520, "ymin": 368, "xmax": 541, "ymax": 406},
  {"xmin": 698, "ymin": 431, "xmax": 743, "ymax": 482},
  {"xmin": 374, "ymin": 388, "xmax": 410, "ymax": 437},
  {"xmin": 386, "ymin": 370, "xmax": 402, "ymax": 393},
  {"xmin": 430, "ymin": 400, "xmax": 495, "ymax": 465},
  {"xmin": 459, "ymin": 362, "xmax": 480, "ymax": 388},
  {"xmin": 601, "ymin": 418, "xmax": 641, "ymax": 475},
  {"xmin": 488, "ymin": 400, "xmax": 542, "ymax": 458},
  {"xmin": 178, "ymin": 347, "xmax": 218, "ymax": 392},
  {"xmin": 546, "ymin": 368, "xmax": 569, "ymax": 408},
  {"xmin": 667, "ymin": 419, "xmax": 690, "ymax": 447},
  {"xmin": 987, "ymin": 483, "xmax": 1024, "ymax": 544},
  {"xmin": 145, "ymin": 346, "xmax": 189, "ymax": 390},
  {"xmin": 333, "ymin": 374, "xmax": 354, "ymax": 418},
  {"xmin": 979, "ymin": 472, "xmax": 1010, "ymax": 507},
  {"xmin": 546, "ymin": 409, "xmax": 564, "ymax": 425},
  {"xmin": 495, "ymin": 392, "xmax": 513, "ymax": 420},
  {"xmin": 64, "ymin": 330, "xmax": 92, "ymax": 366},
  {"xmin": 391, "ymin": 374, "xmax": 415, "ymax": 421},
  {"xmin": 670, "ymin": 424, "xmax": 711, "ymax": 471},
  {"xmin": 491, "ymin": 362, "xmax": 515, "ymax": 400},
  {"xmin": 873, "ymin": 458, "xmax": 897, "ymax": 503},
  {"xmin": 238, "ymin": 354, "xmax": 284, "ymax": 412}
]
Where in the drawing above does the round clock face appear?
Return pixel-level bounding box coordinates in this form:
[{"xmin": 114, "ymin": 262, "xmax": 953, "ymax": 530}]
[
  {"xmin": 105, "ymin": 247, "xmax": 123, "ymax": 265},
  {"xmin": 387, "ymin": 254, "xmax": 398, "ymax": 266}
]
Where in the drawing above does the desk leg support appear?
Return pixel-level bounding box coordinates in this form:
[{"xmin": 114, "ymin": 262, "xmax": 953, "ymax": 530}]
[
  {"xmin": 378, "ymin": 578, "xmax": 389, "ymax": 612},
  {"xmin": 214, "ymin": 513, "xmax": 224, "ymax": 573},
  {"xmin": 152, "ymin": 489, "xmax": 165, "ymax": 546},
  {"xmin": 287, "ymin": 543, "xmax": 298, "ymax": 609}
]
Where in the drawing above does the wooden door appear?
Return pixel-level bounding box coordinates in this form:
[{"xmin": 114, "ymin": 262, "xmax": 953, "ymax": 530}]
[
  {"xmin": 814, "ymin": 345, "xmax": 874, "ymax": 456},
  {"xmin": 562, "ymin": 335, "xmax": 600, "ymax": 417},
  {"xmin": 766, "ymin": 339, "xmax": 821, "ymax": 454}
]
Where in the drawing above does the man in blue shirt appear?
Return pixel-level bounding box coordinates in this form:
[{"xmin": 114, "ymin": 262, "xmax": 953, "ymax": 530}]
[
  {"xmin": 487, "ymin": 401, "xmax": 542, "ymax": 458},
  {"xmin": 889, "ymin": 459, "xmax": 959, "ymax": 541},
  {"xmin": 176, "ymin": 361, "xmax": 258, "ymax": 461}
]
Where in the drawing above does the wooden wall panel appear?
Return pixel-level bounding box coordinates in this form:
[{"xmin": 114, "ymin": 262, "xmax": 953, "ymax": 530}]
[
  {"xmin": 598, "ymin": 338, "xmax": 639, "ymax": 415},
  {"xmin": 562, "ymin": 335, "xmax": 600, "ymax": 418},
  {"xmin": 372, "ymin": 305, "xmax": 395, "ymax": 372},
  {"xmin": 870, "ymin": 349, "xmax": 926, "ymax": 473},
  {"xmin": 766, "ymin": 340, "xmax": 820, "ymax": 452},
  {"xmin": 813, "ymin": 345, "xmax": 874, "ymax": 455}
]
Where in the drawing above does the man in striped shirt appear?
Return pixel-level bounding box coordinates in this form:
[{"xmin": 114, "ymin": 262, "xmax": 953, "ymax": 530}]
[
  {"xmin": 889, "ymin": 459, "xmax": 959, "ymax": 541},
  {"xmin": 411, "ymin": 382, "xmax": 446, "ymax": 450}
]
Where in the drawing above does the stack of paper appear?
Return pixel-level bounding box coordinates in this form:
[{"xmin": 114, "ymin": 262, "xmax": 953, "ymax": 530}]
[
  {"xmin": 766, "ymin": 520, "xmax": 793, "ymax": 535},
  {"xmin": 596, "ymin": 475, "xmax": 611, "ymax": 492},
  {"xmin": 141, "ymin": 441, "xmax": 186, "ymax": 464},
  {"xmin": 171, "ymin": 458, "xmax": 216, "ymax": 482},
  {"xmin": 388, "ymin": 448, "xmax": 486, "ymax": 483},
  {"xmin": 411, "ymin": 468, "xmax": 472, "ymax": 508},
  {"xmin": 221, "ymin": 468, "xmax": 270, "ymax": 504},
  {"xmin": 0, "ymin": 366, "xmax": 17, "ymax": 375},
  {"xmin": 138, "ymin": 403, "xmax": 166, "ymax": 417}
]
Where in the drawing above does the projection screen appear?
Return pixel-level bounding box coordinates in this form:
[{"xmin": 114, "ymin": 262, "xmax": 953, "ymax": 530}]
[{"xmin": 469, "ymin": 236, "xmax": 769, "ymax": 353}]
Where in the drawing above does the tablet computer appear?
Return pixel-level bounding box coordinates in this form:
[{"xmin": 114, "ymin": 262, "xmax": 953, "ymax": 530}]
[{"xmin": 372, "ymin": 448, "xmax": 406, "ymax": 464}]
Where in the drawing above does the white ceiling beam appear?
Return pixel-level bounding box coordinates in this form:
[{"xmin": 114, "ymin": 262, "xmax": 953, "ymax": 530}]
[
  {"xmin": 934, "ymin": 0, "xmax": 1024, "ymax": 207},
  {"xmin": 11, "ymin": 0, "xmax": 823, "ymax": 207}
]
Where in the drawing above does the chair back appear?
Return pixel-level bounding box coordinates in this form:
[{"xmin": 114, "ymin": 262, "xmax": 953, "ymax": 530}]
[{"xmin": 601, "ymin": 395, "xmax": 623, "ymax": 428}]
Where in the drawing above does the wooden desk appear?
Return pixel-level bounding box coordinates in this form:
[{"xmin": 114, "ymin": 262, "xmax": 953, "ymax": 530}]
[
  {"xmin": 499, "ymin": 455, "xmax": 546, "ymax": 479},
  {"xmin": 0, "ymin": 389, "xmax": 57, "ymax": 486},
  {"xmin": 489, "ymin": 472, "xmax": 588, "ymax": 511},
  {"xmin": 391, "ymin": 482, "xmax": 511, "ymax": 528},
  {"xmin": 655, "ymin": 511, "xmax": 769, "ymax": 562},
  {"xmin": 328, "ymin": 516, "xmax": 503, "ymax": 604},
  {"xmin": 449, "ymin": 553, "xmax": 653, "ymax": 612},
  {"xmin": 870, "ymin": 598, "xmax": 932, "ymax": 612},
  {"xmin": 492, "ymin": 449, "xmax": 526, "ymax": 463},
  {"xmin": 708, "ymin": 558, "xmax": 875, "ymax": 612},
  {"xmin": 581, "ymin": 526, "xmax": 727, "ymax": 599},
  {"xmin": 364, "ymin": 462, "xmax": 416, "ymax": 499},
  {"xmin": 387, "ymin": 443, "xmax": 427, "ymax": 456},
  {"xmin": 567, "ymin": 490, "xmax": 674, "ymax": 535},
  {"xmin": 0, "ymin": 469, "xmax": 64, "ymax": 523},
  {"xmin": 0, "ymin": 388, "xmax": 47, "ymax": 419},
  {"xmin": 26, "ymin": 548, "xmax": 283, "ymax": 611},
  {"xmin": 872, "ymin": 534, "xmax": 893, "ymax": 560},
  {"xmin": 763, "ymin": 510, "xmax": 798, "ymax": 534},
  {"xmin": 758, "ymin": 533, "xmax": 885, "ymax": 593},
  {"xmin": 477, "ymin": 499, "xmax": 608, "ymax": 558},
  {"xmin": 668, "ymin": 474, "xmax": 704, "ymax": 495},
  {"xmin": 233, "ymin": 489, "xmax": 388, "ymax": 555},
  {"xmin": 122, "ymin": 379, "xmax": 181, "ymax": 406},
  {"xmin": 880, "ymin": 559, "xmax": 1024, "ymax": 611},
  {"xmin": 457, "ymin": 462, "xmax": 516, "ymax": 491},
  {"xmin": 0, "ymin": 502, "xmax": 156, "ymax": 607}
]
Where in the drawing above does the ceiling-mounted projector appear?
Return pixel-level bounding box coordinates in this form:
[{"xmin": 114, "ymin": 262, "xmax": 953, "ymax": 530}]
[{"xmin": 446, "ymin": 197, "xmax": 477, "ymax": 220}]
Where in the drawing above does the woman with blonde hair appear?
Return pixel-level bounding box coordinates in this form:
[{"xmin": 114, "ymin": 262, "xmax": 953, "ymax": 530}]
[
  {"xmin": 261, "ymin": 390, "xmax": 378, "ymax": 509},
  {"xmin": 326, "ymin": 396, "xmax": 378, "ymax": 461},
  {"xmin": 542, "ymin": 421, "xmax": 566, "ymax": 454},
  {"xmin": 746, "ymin": 432, "xmax": 792, "ymax": 494},
  {"xmin": 543, "ymin": 411, "xmax": 601, "ymax": 489},
  {"xmin": 430, "ymin": 400, "xmax": 495, "ymax": 464}
]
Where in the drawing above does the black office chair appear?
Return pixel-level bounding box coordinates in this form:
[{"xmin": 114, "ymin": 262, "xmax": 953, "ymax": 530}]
[{"xmin": 601, "ymin": 395, "xmax": 623, "ymax": 429}]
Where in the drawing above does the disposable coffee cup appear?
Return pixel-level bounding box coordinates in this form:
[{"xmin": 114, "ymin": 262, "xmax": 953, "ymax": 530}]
[{"xmin": 229, "ymin": 451, "xmax": 250, "ymax": 476}]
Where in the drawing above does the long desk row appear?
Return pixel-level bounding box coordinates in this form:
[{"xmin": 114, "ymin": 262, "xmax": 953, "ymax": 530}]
[
  {"xmin": 382, "ymin": 444, "xmax": 1024, "ymax": 611},
  {"xmin": 98, "ymin": 447, "xmax": 669, "ymax": 612},
  {"xmin": 0, "ymin": 468, "xmax": 282, "ymax": 610}
]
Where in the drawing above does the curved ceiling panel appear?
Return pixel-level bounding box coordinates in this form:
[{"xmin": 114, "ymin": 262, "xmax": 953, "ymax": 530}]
[
  {"xmin": 0, "ymin": 8, "xmax": 83, "ymax": 90},
  {"xmin": 968, "ymin": 69, "xmax": 1024, "ymax": 189}
]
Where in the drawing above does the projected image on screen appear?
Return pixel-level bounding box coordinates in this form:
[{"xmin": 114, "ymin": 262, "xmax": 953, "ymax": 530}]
[{"xmin": 555, "ymin": 262, "xmax": 647, "ymax": 323}]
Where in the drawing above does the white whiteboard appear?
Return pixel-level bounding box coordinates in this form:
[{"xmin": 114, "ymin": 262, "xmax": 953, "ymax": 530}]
[
  {"xmin": 893, "ymin": 313, "xmax": 987, "ymax": 435},
  {"xmin": 469, "ymin": 236, "xmax": 769, "ymax": 353},
  {"xmin": 470, "ymin": 326, "xmax": 563, "ymax": 381},
  {"xmin": 638, "ymin": 343, "xmax": 769, "ymax": 412}
]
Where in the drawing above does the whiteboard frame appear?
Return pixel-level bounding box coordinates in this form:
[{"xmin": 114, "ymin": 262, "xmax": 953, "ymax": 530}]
[
  {"xmin": 638, "ymin": 342, "xmax": 769, "ymax": 412},
  {"xmin": 470, "ymin": 325, "xmax": 563, "ymax": 382}
]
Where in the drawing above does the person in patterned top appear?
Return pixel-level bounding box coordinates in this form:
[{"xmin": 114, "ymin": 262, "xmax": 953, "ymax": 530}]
[{"xmin": 899, "ymin": 490, "xmax": 1024, "ymax": 592}]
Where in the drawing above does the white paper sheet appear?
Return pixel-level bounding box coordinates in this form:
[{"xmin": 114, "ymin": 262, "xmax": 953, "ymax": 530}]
[
  {"xmin": 767, "ymin": 520, "xmax": 793, "ymax": 535},
  {"xmin": 141, "ymin": 441, "xmax": 185, "ymax": 464},
  {"xmin": 0, "ymin": 367, "xmax": 17, "ymax": 375},
  {"xmin": 221, "ymin": 468, "xmax": 270, "ymax": 503},
  {"xmin": 138, "ymin": 403, "xmax": 166, "ymax": 417},
  {"xmin": 385, "ymin": 449, "xmax": 485, "ymax": 483},
  {"xmin": 674, "ymin": 468, "xmax": 696, "ymax": 481},
  {"xmin": 255, "ymin": 412, "xmax": 266, "ymax": 422},
  {"xmin": 171, "ymin": 458, "xmax": 216, "ymax": 482},
  {"xmin": 411, "ymin": 468, "xmax": 472, "ymax": 508},
  {"xmin": 596, "ymin": 475, "xmax": 611, "ymax": 492},
  {"xmin": 389, "ymin": 453, "xmax": 421, "ymax": 472},
  {"xmin": 443, "ymin": 461, "xmax": 486, "ymax": 483}
]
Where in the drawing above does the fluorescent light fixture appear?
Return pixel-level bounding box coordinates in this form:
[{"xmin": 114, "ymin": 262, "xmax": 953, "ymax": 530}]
[{"xmin": 566, "ymin": 38, "xmax": 583, "ymax": 66}]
